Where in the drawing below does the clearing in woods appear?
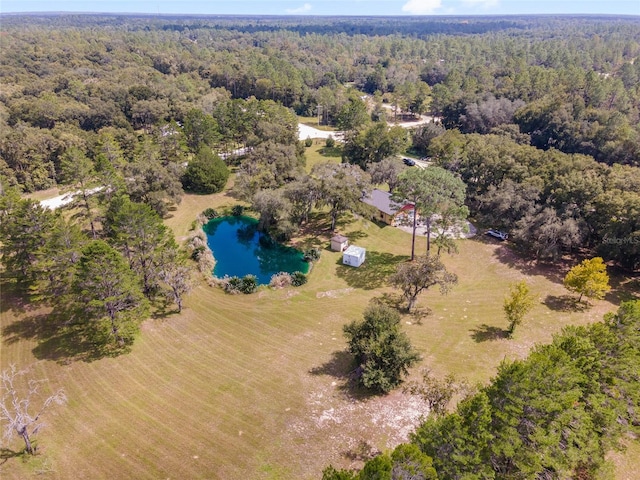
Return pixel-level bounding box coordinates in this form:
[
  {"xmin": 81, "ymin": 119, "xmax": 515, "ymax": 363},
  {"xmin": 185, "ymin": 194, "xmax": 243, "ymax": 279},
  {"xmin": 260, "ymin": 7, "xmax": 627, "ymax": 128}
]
[{"xmin": 1, "ymin": 145, "xmax": 637, "ymax": 479}]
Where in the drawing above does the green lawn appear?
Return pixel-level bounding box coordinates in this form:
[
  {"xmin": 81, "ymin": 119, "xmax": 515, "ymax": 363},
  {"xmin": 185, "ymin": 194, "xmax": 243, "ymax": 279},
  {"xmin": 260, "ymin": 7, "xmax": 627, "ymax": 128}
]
[
  {"xmin": 298, "ymin": 115, "xmax": 336, "ymax": 131},
  {"xmin": 2, "ymin": 187, "xmax": 637, "ymax": 479},
  {"xmin": 303, "ymin": 143, "xmax": 342, "ymax": 173},
  {"xmin": 23, "ymin": 187, "xmax": 61, "ymax": 202}
]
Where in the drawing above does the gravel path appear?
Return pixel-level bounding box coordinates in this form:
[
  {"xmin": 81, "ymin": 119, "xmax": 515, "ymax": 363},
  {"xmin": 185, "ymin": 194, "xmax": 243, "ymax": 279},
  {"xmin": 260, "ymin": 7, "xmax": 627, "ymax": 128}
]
[
  {"xmin": 298, "ymin": 115, "xmax": 439, "ymax": 141},
  {"xmin": 40, "ymin": 187, "xmax": 103, "ymax": 210},
  {"xmin": 298, "ymin": 123, "xmax": 341, "ymax": 140}
]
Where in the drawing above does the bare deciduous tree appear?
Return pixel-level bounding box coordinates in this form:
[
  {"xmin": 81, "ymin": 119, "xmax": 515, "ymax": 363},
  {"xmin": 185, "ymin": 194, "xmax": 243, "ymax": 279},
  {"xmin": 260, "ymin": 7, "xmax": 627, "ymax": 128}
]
[
  {"xmin": 404, "ymin": 368, "xmax": 469, "ymax": 417},
  {"xmin": 0, "ymin": 365, "xmax": 66, "ymax": 455}
]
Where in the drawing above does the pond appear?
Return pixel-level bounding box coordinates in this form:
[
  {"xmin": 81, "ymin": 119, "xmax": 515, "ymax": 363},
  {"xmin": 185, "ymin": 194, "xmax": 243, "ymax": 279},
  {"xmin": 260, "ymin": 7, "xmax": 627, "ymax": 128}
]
[{"xmin": 203, "ymin": 215, "xmax": 309, "ymax": 285}]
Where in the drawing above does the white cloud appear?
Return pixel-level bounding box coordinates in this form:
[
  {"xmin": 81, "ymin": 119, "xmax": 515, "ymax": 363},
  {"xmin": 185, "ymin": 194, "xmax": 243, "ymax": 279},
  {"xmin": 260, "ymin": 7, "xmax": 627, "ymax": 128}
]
[
  {"xmin": 461, "ymin": 0, "xmax": 500, "ymax": 7},
  {"xmin": 401, "ymin": 0, "xmax": 443, "ymax": 15},
  {"xmin": 286, "ymin": 3, "xmax": 312, "ymax": 14}
]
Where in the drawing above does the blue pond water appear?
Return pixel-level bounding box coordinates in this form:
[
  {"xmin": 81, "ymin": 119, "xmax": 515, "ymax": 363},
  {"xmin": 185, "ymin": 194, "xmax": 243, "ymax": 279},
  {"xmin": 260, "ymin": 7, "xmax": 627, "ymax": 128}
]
[{"xmin": 203, "ymin": 216, "xmax": 309, "ymax": 285}]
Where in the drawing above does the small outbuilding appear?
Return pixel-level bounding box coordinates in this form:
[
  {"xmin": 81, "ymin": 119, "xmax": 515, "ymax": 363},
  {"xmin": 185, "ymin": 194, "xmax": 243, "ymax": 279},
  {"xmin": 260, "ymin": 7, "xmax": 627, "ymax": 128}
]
[
  {"xmin": 342, "ymin": 245, "xmax": 366, "ymax": 268},
  {"xmin": 330, "ymin": 234, "xmax": 349, "ymax": 252}
]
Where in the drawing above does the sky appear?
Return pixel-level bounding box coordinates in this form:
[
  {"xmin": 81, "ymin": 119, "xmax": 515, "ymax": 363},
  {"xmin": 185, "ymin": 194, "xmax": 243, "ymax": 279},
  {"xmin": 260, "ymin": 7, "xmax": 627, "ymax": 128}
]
[{"xmin": 1, "ymin": 0, "xmax": 639, "ymax": 16}]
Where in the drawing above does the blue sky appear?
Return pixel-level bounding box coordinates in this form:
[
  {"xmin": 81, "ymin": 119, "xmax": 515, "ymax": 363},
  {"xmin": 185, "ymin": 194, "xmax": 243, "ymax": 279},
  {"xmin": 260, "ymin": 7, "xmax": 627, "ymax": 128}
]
[{"xmin": 1, "ymin": 0, "xmax": 639, "ymax": 16}]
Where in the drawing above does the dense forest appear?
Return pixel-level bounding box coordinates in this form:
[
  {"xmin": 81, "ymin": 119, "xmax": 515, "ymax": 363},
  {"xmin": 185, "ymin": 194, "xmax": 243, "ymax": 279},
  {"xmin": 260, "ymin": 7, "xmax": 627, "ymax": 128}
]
[
  {"xmin": 1, "ymin": 14, "xmax": 639, "ymax": 270},
  {"xmin": 1, "ymin": 13, "xmax": 639, "ymax": 479}
]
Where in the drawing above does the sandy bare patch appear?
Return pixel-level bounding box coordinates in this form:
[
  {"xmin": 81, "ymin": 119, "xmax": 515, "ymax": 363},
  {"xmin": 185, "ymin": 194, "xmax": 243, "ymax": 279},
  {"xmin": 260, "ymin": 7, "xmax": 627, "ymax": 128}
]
[
  {"xmin": 285, "ymin": 381, "xmax": 430, "ymax": 471},
  {"xmin": 298, "ymin": 123, "xmax": 340, "ymax": 140},
  {"xmin": 317, "ymin": 288, "xmax": 354, "ymax": 299}
]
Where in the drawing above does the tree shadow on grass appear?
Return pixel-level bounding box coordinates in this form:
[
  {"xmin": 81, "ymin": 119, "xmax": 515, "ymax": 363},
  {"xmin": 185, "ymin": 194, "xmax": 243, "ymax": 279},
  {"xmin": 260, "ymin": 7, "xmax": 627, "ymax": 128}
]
[
  {"xmin": 309, "ymin": 350, "xmax": 378, "ymax": 401},
  {"xmin": 345, "ymin": 230, "xmax": 368, "ymax": 243},
  {"xmin": 150, "ymin": 297, "xmax": 180, "ymax": 319},
  {"xmin": 605, "ymin": 271, "xmax": 640, "ymax": 304},
  {"xmin": 319, "ymin": 146, "xmax": 343, "ymax": 157},
  {"xmin": 371, "ymin": 294, "xmax": 430, "ymax": 324},
  {"xmin": 292, "ymin": 212, "xmax": 334, "ymax": 241},
  {"xmin": 543, "ymin": 294, "xmax": 589, "ymax": 312},
  {"xmin": 482, "ymin": 239, "xmax": 567, "ymax": 284},
  {"xmin": 335, "ymin": 251, "xmax": 409, "ymax": 290},
  {"xmin": 0, "ymin": 278, "xmax": 37, "ymax": 315},
  {"xmin": 0, "ymin": 448, "xmax": 25, "ymax": 464},
  {"xmin": 343, "ymin": 439, "xmax": 381, "ymax": 462},
  {"xmin": 2, "ymin": 312, "xmax": 56, "ymax": 346},
  {"xmin": 2, "ymin": 310, "xmax": 129, "ymax": 364},
  {"xmin": 373, "ymin": 292, "xmax": 405, "ymax": 311},
  {"xmin": 470, "ymin": 324, "xmax": 509, "ymax": 342},
  {"xmin": 407, "ymin": 306, "xmax": 432, "ymax": 325}
]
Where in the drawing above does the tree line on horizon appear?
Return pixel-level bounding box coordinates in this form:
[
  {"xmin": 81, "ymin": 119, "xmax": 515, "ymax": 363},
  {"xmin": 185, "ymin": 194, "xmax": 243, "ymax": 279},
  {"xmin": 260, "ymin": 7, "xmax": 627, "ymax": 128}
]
[{"xmin": 0, "ymin": 14, "xmax": 638, "ymax": 268}]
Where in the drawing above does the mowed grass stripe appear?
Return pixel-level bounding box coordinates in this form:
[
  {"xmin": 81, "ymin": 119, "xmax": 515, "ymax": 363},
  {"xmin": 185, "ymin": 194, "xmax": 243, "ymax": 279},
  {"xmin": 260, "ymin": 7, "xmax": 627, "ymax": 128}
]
[{"xmin": 2, "ymin": 189, "xmax": 627, "ymax": 479}]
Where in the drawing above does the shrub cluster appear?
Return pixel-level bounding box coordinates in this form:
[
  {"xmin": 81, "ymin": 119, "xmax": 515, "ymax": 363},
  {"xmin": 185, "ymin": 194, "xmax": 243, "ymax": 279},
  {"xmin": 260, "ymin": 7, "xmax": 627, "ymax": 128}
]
[
  {"xmin": 187, "ymin": 230, "xmax": 215, "ymax": 280},
  {"xmin": 269, "ymin": 271, "xmax": 308, "ymax": 288},
  {"xmin": 231, "ymin": 205, "xmax": 244, "ymax": 216},
  {"xmin": 221, "ymin": 274, "xmax": 258, "ymax": 294},
  {"xmin": 269, "ymin": 272, "xmax": 293, "ymax": 289},
  {"xmin": 303, "ymin": 247, "xmax": 321, "ymax": 262},
  {"xmin": 202, "ymin": 208, "xmax": 219, "ymax": 220},
  {"xmin": 291, "ymin": 271, "xmax": 308, "ymax": 286}
]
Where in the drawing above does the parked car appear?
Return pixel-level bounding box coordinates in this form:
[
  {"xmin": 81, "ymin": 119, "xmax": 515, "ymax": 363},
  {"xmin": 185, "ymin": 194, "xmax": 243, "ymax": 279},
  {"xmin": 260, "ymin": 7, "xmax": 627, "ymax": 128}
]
[
  {"xmin": 403, "ymin": 158, "xmax": 416, "ymax": 166},
  {"xmin": 486, "ymin": 229, "xmax": 508, "ymax": 241}
]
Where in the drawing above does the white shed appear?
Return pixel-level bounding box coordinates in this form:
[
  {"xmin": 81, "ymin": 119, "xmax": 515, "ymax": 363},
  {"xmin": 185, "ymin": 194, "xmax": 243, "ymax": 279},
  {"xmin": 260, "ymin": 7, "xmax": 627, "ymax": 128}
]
[{"xmin": 342, "ymin": 245, "xmax": 366, "ymax": 267}]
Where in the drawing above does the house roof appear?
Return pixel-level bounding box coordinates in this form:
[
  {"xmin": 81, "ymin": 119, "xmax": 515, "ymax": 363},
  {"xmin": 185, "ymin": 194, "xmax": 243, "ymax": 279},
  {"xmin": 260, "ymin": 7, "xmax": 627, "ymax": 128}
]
[
  {"xmin": 361, "ymin": 189, "xmax": 413, "ymax": 216},
  {"xmin": 331, "ymin": 235, "xmax": 349, "ymax": 243},
  {"xmin": 344, "ymin": 245, "xmax": 366, "ymax": 257}
]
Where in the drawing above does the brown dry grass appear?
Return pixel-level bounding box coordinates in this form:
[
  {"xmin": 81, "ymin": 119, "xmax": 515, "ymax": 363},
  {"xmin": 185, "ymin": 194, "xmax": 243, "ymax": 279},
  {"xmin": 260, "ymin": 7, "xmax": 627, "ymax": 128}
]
[{"xmin": 2, "ymin": 163, "xmax": 637, "ymax": 478}]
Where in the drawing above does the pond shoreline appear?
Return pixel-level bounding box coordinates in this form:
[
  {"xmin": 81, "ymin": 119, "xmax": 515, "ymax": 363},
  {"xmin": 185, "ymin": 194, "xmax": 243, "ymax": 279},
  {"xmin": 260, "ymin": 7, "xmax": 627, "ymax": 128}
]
[{"xmin": 203, "ymin": 215, "xmax": 310, "ymax": 285}]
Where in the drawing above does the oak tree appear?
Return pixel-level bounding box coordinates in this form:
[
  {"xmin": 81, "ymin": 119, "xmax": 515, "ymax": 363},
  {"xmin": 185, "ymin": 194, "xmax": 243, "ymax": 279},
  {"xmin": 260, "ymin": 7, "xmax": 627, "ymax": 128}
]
[
  {"xmin": 389, "ymin": 255, "xmax": 458, "ymax": 312},
  {"xmin": 563, "ymin": 257, "xmax": 611, "ymax": 303},
  {"xmin": 343, "ymin": 304, "xmax": 420, "ymax": 393},
  {"xmin": 313, "ymin": 162, "xmax": 370, "ymax": 231}
]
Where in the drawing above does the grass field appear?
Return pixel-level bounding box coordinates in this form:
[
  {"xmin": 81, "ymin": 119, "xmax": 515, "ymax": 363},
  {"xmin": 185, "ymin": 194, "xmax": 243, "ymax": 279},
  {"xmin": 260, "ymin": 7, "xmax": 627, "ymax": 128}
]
[
  {"xmin": 2, "ymin": 148, "xmax": 638, "ymax": 479},
  {"xmin": 298, "ymin": 115, "xmax": 336, "ymax": 131}
]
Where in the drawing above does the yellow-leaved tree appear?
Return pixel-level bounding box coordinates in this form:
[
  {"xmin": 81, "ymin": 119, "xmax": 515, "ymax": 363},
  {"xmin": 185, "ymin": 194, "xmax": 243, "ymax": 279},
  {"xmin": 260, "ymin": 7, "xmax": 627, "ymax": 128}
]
[
  {"xmin": 503, "ymin": 280, "xmax": 535, "ymax": 336},
  {"xmin": 563, "ymin": 257, "xmax": 611, "ymax": 303}
]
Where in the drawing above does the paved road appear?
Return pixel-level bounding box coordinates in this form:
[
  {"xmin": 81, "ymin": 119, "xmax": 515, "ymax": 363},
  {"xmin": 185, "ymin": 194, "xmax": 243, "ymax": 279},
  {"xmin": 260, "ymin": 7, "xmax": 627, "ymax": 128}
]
[
  {"xmin": 400, "ymin": 156, "xmax": 432, "ymax": 169},
  {"xmin": 40, "ymin": 186, "xmax": 103, "ymax": 210},
  {"xmin": 297, "ymin": 114, "xmax": 440, "ymax": 141},
  {"xmin": 298, "ymin": 123, "xmax": 341, "ymax": 140}
]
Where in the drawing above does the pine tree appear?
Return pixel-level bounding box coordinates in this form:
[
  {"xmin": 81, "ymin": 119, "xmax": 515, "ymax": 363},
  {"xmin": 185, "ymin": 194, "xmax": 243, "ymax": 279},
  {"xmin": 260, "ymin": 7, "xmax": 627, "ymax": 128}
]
[
  {"xmin": 73, "ymin": 241, "xmax": 149, "ymax": 349},
  {"xmin": 0, "ymin": 198, "xmax": 57, "ymax": 287},
  {"xmin": 59, "ymin": 147, "xmax": 100, "ymax": 238},
  {"xmin": 106, "ymin": 197, "xmax": 174, "ymax": 298}
]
